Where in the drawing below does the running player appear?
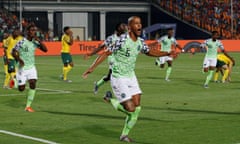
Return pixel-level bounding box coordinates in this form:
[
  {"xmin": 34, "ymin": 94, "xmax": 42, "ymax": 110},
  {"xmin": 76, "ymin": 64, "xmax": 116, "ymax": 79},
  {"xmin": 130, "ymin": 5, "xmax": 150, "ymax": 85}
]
[
  {"xmin": 155, "ymin": 28, "xmax": 183, "ymax": 81},
  {"xmin": 85, "ymin": 23, "xmax": 127, "ymax": 94},
  {"xmin": 12, "ymin": 24, "xmax": 48, "ymax": 112},
  {"xmin": 2, "ymin": 33, "xmax": 10, "ymax": 88},
  {"xmin": 201, "ymin": 31, "xmax": 232, "ymax": 88},
  {"xmin": 213, "ymin": 53, "xmax": 235, "ymax": 83},
  {"xmin": 61, "ymin": 26, "xmax": 74, "ymax": 82},
  {"xmin": 4, "ymin": 28, "xmax": 23, "ymax": 88},
  {"xmin": 82, "ymin": 16, "xmax": 176, "ymax": 142}
]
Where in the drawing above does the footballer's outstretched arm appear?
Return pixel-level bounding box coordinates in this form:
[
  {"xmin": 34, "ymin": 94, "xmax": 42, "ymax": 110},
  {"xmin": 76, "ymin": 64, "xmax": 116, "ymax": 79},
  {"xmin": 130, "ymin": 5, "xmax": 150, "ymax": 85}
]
[
  {"xmin": 145, "ymin": 45, "xmax": 177, "ymax": 57},
  {"xmin": 84, "ymin": 43, "xmax": 106, "ymax": 59},
  {"xmin": 146, "ymin": 48, "xmax": 170, "ymax": 57},
  {"xmin": 82, "ymin": 50, "xmax": 111, "ymax": 78},
  {"xmin": 176, "ymin": 44, "xmax": 184, "ymax": 51}
]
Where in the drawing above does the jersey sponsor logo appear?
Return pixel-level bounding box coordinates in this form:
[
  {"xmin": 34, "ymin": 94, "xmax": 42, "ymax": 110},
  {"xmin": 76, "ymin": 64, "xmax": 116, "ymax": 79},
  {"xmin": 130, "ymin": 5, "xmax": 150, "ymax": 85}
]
[{"xmin": 121, "ymin": 93, "xmax": 126, "ymax": 98}]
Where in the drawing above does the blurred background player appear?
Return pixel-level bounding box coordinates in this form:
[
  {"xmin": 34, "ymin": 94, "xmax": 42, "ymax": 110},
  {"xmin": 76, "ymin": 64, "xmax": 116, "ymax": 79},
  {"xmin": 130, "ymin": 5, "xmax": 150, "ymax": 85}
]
[
  {"xmin": 82, "ymin": 16, "xmax": 176, "ymax": 142},
  {"xmin": 85, "ymin": 23, "xmax": 127, "ymax": 94},
  {"xmin": 60, "ymin": 26, "xmax": 74, "ymax": 82},
  {"xmin": 213, "ymin": 53, "xmax": 235, "ymax": 83},
  {"xmin": 201, "ymin": 31, "xmax": 232, "ymax": 88},
  {"xmin": 2, "ymin": 33, "xmax": 10, "ymax": 88},
  {"xmin": 12, "ymin": 24, "xmax": 48, "ymax": 112},
  {"xmin": 155, "ymin": 28, "xmax": 183, "ymax": 81},
  {"xmin": 4, "ymin": 28, "xmax": 23, "ymax": 88}
]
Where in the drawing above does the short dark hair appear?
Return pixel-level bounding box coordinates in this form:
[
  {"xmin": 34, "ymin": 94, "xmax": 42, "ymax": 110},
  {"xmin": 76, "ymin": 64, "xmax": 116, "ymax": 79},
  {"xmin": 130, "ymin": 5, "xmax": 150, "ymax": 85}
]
[
  {"xmin": 212, "ymin": 31, "xmax": 218, "ymax": 35},
  {"xmin": 167, "ymin": 27, "xmax": 174, "ymax": 31},
  {"xmin": 12, "ymin": 27, "xmax": 20, "ymax": 33},
  {"xmin": 115, "ymin": 23, "xmax": 124, "ymax": 31},
  {"xmin": 26, "ymin": 24, "xmax": 35, "ymax": 31},
  {"xmin": 63, "ymin": 26, "xmax": 70, "ymax": 33}
]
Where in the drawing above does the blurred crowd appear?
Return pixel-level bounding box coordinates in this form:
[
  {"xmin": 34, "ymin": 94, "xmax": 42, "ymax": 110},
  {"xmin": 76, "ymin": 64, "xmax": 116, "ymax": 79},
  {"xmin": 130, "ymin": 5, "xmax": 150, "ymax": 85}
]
[
  {"xmin": 158, "ymin": 0, "xmax": 240, "ymax": 39},
  {"xmin": 0, "ymin": 9, "xmax": 59, "ymax": 42},
  {"xmin": 0, "ymin": 9, "xmax": 19, "ymax": 41}
]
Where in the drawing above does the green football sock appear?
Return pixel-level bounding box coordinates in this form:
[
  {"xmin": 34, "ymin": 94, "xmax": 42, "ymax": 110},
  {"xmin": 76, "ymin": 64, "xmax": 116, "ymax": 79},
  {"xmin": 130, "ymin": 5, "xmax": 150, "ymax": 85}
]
[
  {"xmin": 26, "ymin": 89, "xmax": 36, "ymax": 107},
  {"xmin": 13, "ymin": 78, "xmax": 18, "ymax": 88},
  {"xmin": 166, "ymin": 67, "xmax": 172, "ymax": 80},
  {"xmin": 121, "ymin": 106, "xmax": 141, "ymax": 136},
  {"xmin": 96, "ymin": 76, "xmax": 105, "ymax": 87},
  {"xmin": 110, "ymin": 99, "xmax": 130, "ymax": 115},
  {"xmin": 204, "ymin": 70, "xmax": 214, "ymax": 85}
]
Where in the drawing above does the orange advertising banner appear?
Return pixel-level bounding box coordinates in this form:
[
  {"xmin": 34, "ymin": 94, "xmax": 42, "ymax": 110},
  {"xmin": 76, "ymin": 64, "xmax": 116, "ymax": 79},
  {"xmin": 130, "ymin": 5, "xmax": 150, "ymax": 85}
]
[{"xmin": 0, "ymin": 40, "xmax": 239, "ymax": 56}]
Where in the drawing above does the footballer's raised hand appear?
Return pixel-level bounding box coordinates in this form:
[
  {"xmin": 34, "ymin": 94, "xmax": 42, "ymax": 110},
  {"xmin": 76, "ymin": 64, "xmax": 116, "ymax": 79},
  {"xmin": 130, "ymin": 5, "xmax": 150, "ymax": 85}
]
[{"xmin": 82, "ymin": 68, "xmax": 93, "ymax": 79}]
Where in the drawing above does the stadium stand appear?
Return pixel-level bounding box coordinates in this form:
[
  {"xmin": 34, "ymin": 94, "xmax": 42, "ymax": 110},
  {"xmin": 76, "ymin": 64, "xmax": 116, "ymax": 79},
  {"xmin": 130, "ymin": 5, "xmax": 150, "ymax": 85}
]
[
  {"xmin": 156, "ymin": 0, "xmax": 240, "ymax": 39},
  {"xmin": 0, "ymin": 8, "xmax": 19, "ymax": 40}
]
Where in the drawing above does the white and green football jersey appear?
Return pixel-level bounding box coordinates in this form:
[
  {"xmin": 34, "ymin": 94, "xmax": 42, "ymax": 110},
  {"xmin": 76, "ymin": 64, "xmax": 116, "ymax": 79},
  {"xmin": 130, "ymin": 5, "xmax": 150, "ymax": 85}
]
[
  {"xmin": 158, "ymin": 35, "xmax": 177, "ymax": 52},
  {"xmin": 13, "ymin": 38, "xmax": 39, "ymax": 70},
  {"xmin": 201, "ymin": 38, "xmax": 224, "ymax": 58},
  {"xmin": 108, "ymin": 33, "xmax": 149, "ymax": 78}
]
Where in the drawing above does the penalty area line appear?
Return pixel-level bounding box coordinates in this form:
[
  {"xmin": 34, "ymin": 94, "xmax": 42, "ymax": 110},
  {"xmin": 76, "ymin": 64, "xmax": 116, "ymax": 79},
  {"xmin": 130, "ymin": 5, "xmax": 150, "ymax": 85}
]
[{"xmin": 0, "ymin": 130, "xmax": 59, "ymax": 144}]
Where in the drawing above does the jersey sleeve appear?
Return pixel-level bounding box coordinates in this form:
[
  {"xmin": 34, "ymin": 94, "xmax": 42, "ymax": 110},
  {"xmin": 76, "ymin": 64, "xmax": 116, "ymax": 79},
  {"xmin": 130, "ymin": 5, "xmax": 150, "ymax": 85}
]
[
  {"xmin": 157, "ymin": 36, "xmax": 165, "ymax": 43},
  {"xmin": 140, "ymin": 39, "xmax": 150, "ymax": 54},
  {"xmin": 218, "ymin": 40, "xmax": 224, "ymax": 50},
  {"xmin": 13, "ymin": 39, "xmax": 24, "ymax": 51},
  {"xmin": 200, "ymin": 39, "xmax": 208, "ymax": 48},
  {"xmin": 172, "ymin": 38, "xmax": 178, "ymax": 46},
  {"xmin": 108, "ymin": 34, "xmax": 127, "ymax": 52},
  {"xmin": 104, "ymin": 35, "xmax": 113, "ymax": 47}
]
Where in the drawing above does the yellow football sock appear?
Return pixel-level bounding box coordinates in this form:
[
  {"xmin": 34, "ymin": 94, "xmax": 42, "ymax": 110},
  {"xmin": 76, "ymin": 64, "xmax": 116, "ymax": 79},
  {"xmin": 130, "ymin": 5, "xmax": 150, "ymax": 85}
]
[
  {"xmin": 63, "ymin": 66, "xmax": 68, "ymax": 80},
  {"xmin": 213, "ymin": 72, "xmax": 219, "ymax": 81},
  {"xmin": 63, "ymin": 65, "xmax": 72, "ymax": 80},
  {"xmin": 3, "ymin": 73, "xmax": 11, "ymax": 87},
  {"xmin": 67, "ymin": 65, "xmax": 72, "ymax": 71},
  {"xmin": 4, "ymin": 65, "xmax": 8, "ymax": 75},
  {"xmin": 222, "ymin": 69, "xmax": 229, "ymax": 82}
]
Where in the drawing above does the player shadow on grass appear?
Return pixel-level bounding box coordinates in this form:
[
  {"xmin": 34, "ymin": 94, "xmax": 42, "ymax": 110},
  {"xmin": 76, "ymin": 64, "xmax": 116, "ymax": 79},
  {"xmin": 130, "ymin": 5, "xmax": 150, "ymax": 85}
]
[
  {"xmin": 144, "ymin": 106, "xmax": 240, "ymax": 116},
  {"xmin": 43, "ymin": 110, "xmax": 171, "ymax": 122},
  {"xmin": 82, "ymin": 125, "xmax": 153, "ymax": 144},
  {"xmin": 42, "ymin": 111, "xmax": 164, "ymax": 144}
]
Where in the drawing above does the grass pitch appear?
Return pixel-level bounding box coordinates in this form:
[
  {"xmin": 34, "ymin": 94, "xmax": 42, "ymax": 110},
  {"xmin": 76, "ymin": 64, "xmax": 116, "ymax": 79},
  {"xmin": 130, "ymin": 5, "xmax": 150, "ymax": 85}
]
[{"xmin": 0, "ymin": 53, "xmax": 240, "ymax": 144}]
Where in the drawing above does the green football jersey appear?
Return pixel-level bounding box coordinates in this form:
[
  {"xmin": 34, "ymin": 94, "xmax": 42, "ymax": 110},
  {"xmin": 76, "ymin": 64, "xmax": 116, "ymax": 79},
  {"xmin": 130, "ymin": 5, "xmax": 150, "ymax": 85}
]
[
  {"xmin": 109, "ymin": 34, "xmax": 149, "ymax": 78},
  {"xmin": 158, "ymin": 35, "xmax": 177, "ymax": 52},
  {"xmin": 13, "ymin": 38, "xmax": 39, "ymax": 70},
  {"xmin": 201, "ymin": 39, "xmax": 224, "ymax": 58}
]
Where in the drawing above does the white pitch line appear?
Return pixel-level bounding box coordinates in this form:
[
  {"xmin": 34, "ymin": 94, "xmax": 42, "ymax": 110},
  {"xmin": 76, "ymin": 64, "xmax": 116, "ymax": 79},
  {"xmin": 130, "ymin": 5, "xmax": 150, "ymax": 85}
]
[
  {"xmin": 0, "ymin": 130, "xmax": 59, "ymax": 144},
  {"xmin": 36, "ymin": 88, "xmax": 71, "ymax": 93},
  {"xmin": 0, "ymin": 92, "xmax": 69, "ymax": 97},
  {"xmin": 0, "ymin": 88, "xmax": 71, "ymax": 97}
]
